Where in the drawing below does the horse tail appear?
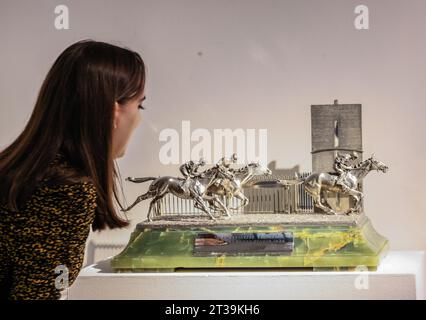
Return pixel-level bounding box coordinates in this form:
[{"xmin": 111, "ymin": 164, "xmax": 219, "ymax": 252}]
[{"xmin": 126, "ymin": 177, "xmax": 157, "ymax": 183}]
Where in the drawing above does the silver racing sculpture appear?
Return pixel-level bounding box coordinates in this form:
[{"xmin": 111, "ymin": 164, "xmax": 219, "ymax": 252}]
[{"xmin": 122, "ymin": 152, "xmax": 388, "ymax": 219}]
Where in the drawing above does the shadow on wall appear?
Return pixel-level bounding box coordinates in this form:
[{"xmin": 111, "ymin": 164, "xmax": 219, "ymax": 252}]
[{"xmin": 268, "ymin": 161, "xmax": 300, "ymax": 177}]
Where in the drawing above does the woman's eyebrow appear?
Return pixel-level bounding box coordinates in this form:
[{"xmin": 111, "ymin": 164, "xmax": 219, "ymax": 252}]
[{"xmin": 140, "ymin": 96, "xmax": 146, "ymax": 101}]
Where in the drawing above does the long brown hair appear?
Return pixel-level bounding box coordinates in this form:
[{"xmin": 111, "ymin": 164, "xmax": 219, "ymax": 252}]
[{"xmin": 0, "ymin": 40, "xmax": 146, "ymax": 231}]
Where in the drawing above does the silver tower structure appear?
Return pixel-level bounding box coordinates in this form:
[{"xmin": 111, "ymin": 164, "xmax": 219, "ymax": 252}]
[{"xmin": 311, "ymin": 99, "xmax": 363, "ymax": 212}]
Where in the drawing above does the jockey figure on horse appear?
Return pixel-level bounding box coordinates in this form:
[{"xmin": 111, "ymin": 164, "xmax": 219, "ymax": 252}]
[
  {"xmin": 334, "ymin": 152, "xmax": 359, "ymax": 192},
  {"xmin": 179, "ymin": 158, "xmax": 206, "ymax": 181},
  {"xmin": 209, "ymin": 153, "xmax": 238, "ymax": 189}
]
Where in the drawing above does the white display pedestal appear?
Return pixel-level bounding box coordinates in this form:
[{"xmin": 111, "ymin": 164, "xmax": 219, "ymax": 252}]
[{"xmin": 66, "ymin": 251, "xmax": 425, "ymax": 300}]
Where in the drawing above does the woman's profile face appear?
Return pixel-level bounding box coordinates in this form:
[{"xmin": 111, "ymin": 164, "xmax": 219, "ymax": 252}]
[{"xmin": 112, "ymin": 93, "xmax": 145, "ymax": 159}]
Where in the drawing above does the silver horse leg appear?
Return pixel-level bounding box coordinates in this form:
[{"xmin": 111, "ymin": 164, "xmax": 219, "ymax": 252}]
[
  {"xmin": 123, "ymin": 191, "xmax": 155, "ymax": 212},
  {"xmin": 347, "ymin": 189, "xmax": 364, "ymax": 214},
  {"xmin": 313, "ymin": 189, "xmax": 333, "ymax": 214},
  {"xmin": 203, "ymin": 194, "xmax": 229, "ymax": 218},
  {"xmin": 147, "ymin": 200, "xmax": 156, "ymax": 222},
  {"xmin": 193, "ymin": 195, "xmax": 216, "ymax": 220},
  {"xmin": 229, "ymin": 191, "xmax": 249, "ymax": 211},
  {"xmin": 147, "ymin": 194, "xmax": 167, "ymax": 221}
]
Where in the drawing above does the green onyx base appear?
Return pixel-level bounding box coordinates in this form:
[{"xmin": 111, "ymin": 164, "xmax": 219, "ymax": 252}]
[{"xmin": 110, "ymin": 217, "xmax": 388, "ymax": 272}]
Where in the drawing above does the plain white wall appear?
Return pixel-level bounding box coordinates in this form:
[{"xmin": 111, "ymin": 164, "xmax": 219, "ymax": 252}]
[{"xmin": 1, "ymin": 0, "xmax": 425, "ymax": 259}]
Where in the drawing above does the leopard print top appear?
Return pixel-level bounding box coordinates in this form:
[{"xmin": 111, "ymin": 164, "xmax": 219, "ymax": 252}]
[{"xmin": 0, "ymin": 154, "xmax": 97, "ymax": 300}]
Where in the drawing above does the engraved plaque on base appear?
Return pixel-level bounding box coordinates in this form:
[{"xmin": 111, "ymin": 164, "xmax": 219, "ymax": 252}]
[{"xmin": 193, "ymin": 231, "xmax": 294, "ymax": 256}]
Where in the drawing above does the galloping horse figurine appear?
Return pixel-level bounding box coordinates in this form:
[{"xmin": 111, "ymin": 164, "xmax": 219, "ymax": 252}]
[
  {"xmin": 122, "ymin": 157, "xmax": 271, "ymax": 221},
  {"xmin": 200, "ymin": 161, "xmax": 272, "ymax": 212},
  {"xmin": 122, "ymin": 175, "xmax": 229, "ymax": 221},
  {"xmin": 278, "ymin": 155, "xmax": 388, "ymax": 215}
]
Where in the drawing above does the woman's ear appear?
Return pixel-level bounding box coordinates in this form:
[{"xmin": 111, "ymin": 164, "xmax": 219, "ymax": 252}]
[{"xmin": 113, "ymin": 102, "xmax": 120, "ymax": 129}]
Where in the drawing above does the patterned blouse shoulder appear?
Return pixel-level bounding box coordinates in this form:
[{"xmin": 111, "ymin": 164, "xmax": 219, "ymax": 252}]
[{"xmin": 0, "ymin": 153, "xmax": 98, "ymax": 300}]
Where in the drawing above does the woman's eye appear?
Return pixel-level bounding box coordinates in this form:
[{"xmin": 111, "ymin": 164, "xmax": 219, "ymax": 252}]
[{"xmin": 138, "ymin": 104, "xmax": 145, "ymax": 110}]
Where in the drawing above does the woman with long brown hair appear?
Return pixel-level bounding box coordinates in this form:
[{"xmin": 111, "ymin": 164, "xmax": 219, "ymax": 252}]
[{"xmin": 0, "ymin": 40, "xmax": 146, "ymax": 299}]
